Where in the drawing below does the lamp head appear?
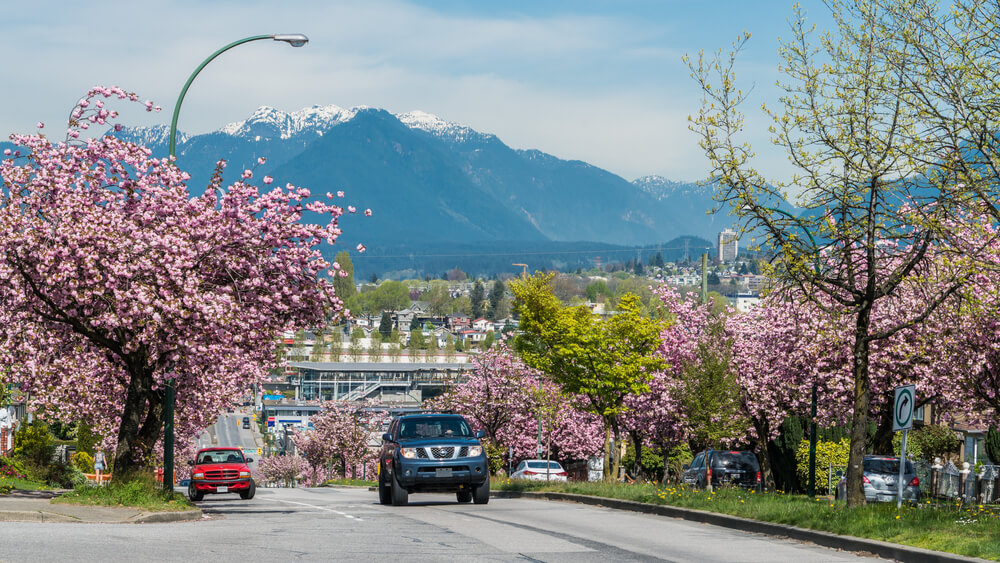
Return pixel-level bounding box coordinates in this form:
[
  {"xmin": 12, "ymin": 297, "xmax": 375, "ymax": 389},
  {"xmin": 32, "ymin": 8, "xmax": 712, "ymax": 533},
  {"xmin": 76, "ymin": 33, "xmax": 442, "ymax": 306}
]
[{"xmin": 273, "ymin": 34, "xmax": 309, "ymax": 47}]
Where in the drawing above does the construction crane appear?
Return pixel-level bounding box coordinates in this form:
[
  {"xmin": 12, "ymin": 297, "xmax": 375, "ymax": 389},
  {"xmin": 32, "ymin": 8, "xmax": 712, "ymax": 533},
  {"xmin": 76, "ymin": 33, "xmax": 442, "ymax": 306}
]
[{"xmin": 512, "ymin": 263, "xmax": 529, "ymax": 277}]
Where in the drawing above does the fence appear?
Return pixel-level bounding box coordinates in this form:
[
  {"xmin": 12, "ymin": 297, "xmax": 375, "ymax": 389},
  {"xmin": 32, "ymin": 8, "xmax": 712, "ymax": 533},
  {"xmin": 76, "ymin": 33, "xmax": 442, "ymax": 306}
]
[{"xmin": 831, "ymin": 460, "xmax": 1000, "ymax": 503}]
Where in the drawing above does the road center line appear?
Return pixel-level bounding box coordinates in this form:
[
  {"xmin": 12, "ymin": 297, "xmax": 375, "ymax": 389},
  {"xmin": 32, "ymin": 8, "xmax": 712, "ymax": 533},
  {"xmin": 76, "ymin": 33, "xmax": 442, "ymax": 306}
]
[{"xmin": 270, "ymin": 498, "xmax": 360, "ymax": 520}]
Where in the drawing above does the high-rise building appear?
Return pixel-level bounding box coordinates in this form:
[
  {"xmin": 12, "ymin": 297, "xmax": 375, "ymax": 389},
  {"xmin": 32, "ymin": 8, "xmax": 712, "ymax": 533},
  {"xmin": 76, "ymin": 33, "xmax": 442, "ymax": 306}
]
[{"xmin": 718, "ymin": 229, "xmax": 738, "ymax": 262}]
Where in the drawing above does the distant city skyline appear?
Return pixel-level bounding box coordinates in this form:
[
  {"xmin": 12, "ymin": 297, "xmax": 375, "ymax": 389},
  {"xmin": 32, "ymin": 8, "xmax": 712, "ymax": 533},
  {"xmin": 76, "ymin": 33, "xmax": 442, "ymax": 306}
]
[{"xmin": 2, "ymin": 1, "xmax": 832, "ymax": 187}]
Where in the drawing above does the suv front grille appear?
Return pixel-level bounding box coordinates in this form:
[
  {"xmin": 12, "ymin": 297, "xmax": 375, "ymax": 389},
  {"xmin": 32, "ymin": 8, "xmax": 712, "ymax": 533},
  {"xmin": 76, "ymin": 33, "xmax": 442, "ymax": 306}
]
[
  {"xmin": 431, "ymin": 446, "xmax": 455, "ymax": 459},
  {"xmin": 410, "ymin": 445, "xmax": 477, "ymax": 459},
  {"xmin": 205, "ymin": 469, "xmax": 239, "ymax": 480}
]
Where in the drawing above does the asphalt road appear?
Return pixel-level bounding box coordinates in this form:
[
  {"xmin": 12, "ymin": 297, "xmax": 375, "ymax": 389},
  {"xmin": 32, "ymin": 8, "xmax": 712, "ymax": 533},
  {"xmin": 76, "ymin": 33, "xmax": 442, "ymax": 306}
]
[
  {"xmin": 0, "ymin": 487, "xmax": 888, "ymax": 562},
  {"xmin": 194, "ymin": 411, "xmax": 262, "ymax": 470}
]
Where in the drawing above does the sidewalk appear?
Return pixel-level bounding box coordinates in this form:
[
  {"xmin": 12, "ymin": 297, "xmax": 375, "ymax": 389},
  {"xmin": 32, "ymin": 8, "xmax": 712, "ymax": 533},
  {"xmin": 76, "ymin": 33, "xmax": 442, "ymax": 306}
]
[{"xmin": 0, "ymin": 489, "xmax": 202, "ymax": 523}]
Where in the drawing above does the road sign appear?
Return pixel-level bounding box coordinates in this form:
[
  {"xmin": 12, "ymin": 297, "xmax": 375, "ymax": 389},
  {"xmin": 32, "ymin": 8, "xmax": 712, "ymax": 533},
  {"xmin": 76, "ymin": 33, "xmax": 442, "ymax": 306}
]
[{"xmin": 892, "ymin": 385, "xmax": 916, "ymax": 432}]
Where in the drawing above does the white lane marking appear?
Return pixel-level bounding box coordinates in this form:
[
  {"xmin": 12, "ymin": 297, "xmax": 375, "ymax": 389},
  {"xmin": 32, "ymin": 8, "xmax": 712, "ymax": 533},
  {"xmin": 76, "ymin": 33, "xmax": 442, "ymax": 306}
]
[{"xmin": 271, "ymin": 498, "xmax": 361, "ymax": 520}]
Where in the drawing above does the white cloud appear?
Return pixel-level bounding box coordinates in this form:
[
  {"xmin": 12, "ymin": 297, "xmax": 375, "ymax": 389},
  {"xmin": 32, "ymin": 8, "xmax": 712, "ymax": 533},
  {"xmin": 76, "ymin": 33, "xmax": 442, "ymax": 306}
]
[{"xmin": 0, "ymin": 0, "xmax": 793, "ymax": 183}]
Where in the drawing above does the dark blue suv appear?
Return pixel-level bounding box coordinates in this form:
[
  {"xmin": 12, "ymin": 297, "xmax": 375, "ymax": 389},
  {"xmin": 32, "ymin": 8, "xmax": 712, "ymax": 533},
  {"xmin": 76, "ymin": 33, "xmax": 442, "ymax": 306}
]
[{"xmin": 378, "ymin": 413, "xmax": 490, "ymax": 506}]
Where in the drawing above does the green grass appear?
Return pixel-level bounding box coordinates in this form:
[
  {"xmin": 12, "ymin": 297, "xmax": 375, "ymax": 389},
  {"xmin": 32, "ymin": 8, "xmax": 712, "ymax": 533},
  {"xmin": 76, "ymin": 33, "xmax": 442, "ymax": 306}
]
[
  {"xmin": 322, "ymin": 478, "xmax": 377, "ymax": 487},
  {"xmin": 0, "ymin": 476, "xmax": 51, "ymax": 492},
  {"xmin": 52, "ymin": 474, "xmax": 195, "ymax": 512},
  {"xmin": 493, "ymin": 479, "xmax": 1000, "ymax": 560}
]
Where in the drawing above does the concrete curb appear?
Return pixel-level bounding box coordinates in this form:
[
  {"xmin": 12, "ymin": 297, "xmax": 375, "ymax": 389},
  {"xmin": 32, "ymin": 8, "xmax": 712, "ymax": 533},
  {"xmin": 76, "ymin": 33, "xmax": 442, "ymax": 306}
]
[
  {"xmin": 0, "ymin": 510, "xmax": 81, "ymax": 523},
  {"xmin": 491, "ymin": 491, "xmax": 991, "ymax": 563},
  {"xmin": 131, "ymin": 509, "xmax": 204, "ymax": 524}
]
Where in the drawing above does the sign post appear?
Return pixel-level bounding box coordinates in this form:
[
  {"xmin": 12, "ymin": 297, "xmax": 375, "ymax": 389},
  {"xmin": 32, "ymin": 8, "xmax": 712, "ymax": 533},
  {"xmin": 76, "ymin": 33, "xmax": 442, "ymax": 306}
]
[{"xmin": 892, "ymin": 385, "xmax": 915, "ymax": 508}]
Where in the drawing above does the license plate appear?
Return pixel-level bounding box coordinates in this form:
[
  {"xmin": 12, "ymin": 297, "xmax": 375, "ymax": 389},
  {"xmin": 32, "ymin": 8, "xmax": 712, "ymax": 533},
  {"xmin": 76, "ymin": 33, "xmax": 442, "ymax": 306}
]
[
  {"xmin": 217, "ymin": 486, "xmax": 228, "ymax": 493},
  {"xmin": 731, "ymin": 473, "xmax": 742, "ymax": 479},
  {"xmin": 435, "ymin": 468, "xmax": 453, "ymax": 477}
]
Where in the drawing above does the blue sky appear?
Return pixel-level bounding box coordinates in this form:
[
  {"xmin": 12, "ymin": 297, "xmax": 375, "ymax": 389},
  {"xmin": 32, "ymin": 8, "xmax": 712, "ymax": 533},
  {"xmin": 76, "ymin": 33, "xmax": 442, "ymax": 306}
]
[{"xmin": 1, "ymin": 1, "xmax": 831, "ymax": 183}]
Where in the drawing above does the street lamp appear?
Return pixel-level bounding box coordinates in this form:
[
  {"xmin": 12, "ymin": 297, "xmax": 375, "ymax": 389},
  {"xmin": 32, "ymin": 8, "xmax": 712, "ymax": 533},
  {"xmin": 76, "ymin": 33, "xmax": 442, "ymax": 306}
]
[
  {"xmin": 162, "ymin": 33, "xmax": 308, "ymax": 493},
  {"xmin": 759, "ymin": 205, "xmax": 822, "ymax": 498},
  {"xmin": 167, "ymin": 34, "xmax": 309, "ymax": 158}
]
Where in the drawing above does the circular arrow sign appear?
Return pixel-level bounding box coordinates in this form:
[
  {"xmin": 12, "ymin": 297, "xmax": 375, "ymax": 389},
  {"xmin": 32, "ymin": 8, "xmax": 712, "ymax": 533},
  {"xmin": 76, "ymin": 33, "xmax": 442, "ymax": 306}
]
[{"xmin": 893, "ymin": 385, "xmax": 915, "ymax": 432}]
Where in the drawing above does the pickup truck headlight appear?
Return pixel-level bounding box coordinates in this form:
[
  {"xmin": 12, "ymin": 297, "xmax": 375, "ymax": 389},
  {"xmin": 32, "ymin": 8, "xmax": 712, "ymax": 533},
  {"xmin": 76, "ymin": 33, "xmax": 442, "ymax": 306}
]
[
  {"xmin": 467, "ymin": 446, "xmax": 483, "ymax": 457},
  {"xmin": 401, "ymin": 448, "xmax": 418, "ymax": 459},
  {"xmin": 239, "ymin": 471, "xmax": 251, "ymax": 478},
  {"xmin": 192, "ymin": 472, "xmax": 204, "ymax": 480}
]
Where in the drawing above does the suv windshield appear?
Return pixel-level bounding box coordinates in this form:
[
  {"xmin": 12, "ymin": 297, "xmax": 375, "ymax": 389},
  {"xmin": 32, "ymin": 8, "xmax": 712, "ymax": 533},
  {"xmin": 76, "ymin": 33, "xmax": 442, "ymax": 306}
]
[
  {"xmin": 399, "ymin": 418, "xmax": 472, "ymax": 438},
  {"xmin": 198, "ymin": 451, "xmax": 244, "ymax": 464},
  {"xmin": 710, "ymin": 452, "xmax": 758, "ymax": 471}
]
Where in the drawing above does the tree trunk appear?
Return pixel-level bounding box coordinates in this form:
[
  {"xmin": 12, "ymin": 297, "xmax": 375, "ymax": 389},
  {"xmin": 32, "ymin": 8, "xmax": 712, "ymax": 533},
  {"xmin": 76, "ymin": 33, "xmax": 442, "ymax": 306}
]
[
  {"xmin": 752, "ymin": 417, "xmax": 775, "ymax": 491},
  {"xmin": 870, "ymin": 393, "xmax": 895, "ymax": 455},
  {"xmin": 603, "ymin": 424, "xmax": 613, "ymax": 483},
  {"xmin": 630, "ymin": 429, "xmax": 643, "ymax": 480},
  {"xmin": 112, "ymin": 359, "xmax": 164, "ymax": 478},
  {"xmin": 661, "ymin": 445, "xmax": 671, "ymax": 484},
  {"xmin": 846, "ymin": 306, "xmax": 873, "ymax": 507},
  {"xmin": 610, "ymin": 418, "xmax": 623, "ymax": 482}
]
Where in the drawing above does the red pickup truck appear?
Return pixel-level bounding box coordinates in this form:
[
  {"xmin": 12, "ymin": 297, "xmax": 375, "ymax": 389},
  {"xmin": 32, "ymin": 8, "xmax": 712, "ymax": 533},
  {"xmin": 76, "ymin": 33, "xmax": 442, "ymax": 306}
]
[{"xmin": 187, "ymin": 447, "xmax": 256, "ymax": 501}]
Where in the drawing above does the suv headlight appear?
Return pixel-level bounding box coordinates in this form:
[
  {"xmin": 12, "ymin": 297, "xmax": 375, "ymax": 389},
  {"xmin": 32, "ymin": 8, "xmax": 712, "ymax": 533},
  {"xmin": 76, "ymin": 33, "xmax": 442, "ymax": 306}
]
[
  {"xmin": 192, "ymin": 472, "xmax": 204, "ymax": 480},
  {"xmin": 467, "ymin": 446, "xmax": 482, "ymax": 457},
  {"xmin": 401, "ymin": 448, "xmax": 418, "ymax": 459},
  {"xmin": 239, "ymin": 471, "xmax": 251, "ymax": 478}
]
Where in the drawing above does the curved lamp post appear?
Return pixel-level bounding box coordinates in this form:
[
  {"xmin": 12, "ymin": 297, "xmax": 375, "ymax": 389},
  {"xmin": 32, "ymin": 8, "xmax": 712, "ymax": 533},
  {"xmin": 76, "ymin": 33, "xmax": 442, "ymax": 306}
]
[{"xmin": 163, "ymin": 33, "xmax": 308, "ymax": 493}]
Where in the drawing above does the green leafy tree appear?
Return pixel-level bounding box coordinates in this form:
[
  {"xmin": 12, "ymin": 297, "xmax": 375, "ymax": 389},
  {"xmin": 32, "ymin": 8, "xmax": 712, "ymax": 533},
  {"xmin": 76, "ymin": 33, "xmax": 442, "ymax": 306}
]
[
  {"xmin": 511, "ymin": 273, "xmax": 667, "ymax": 482},
  {"xmin": 585, "ymin": 281, "xmax": 612, "ymax": 303},
  {"xmin": 678, "ymin": 319, "xmax": 747, "ymax": 452},
  {"xmin": 425, "ymin": 334, "xmax": 438, "ymax": 363},
  {"xmin": 369, "ymin": 332, "xmax": 384, "ymax": 362},
  {"xmin": 444, "ymin": 334, "xmax": 456, "ymax": 362},
  {"xmin": 332, "ymin": 251, "xmax": 356, "ymax": 301}
]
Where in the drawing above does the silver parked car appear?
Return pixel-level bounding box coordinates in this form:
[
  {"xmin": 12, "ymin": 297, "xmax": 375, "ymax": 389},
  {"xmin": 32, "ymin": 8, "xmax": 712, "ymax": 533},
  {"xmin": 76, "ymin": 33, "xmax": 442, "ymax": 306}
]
[{"xmin": 836, "ymin": 455, "xmax": 920, "ymax": 503}]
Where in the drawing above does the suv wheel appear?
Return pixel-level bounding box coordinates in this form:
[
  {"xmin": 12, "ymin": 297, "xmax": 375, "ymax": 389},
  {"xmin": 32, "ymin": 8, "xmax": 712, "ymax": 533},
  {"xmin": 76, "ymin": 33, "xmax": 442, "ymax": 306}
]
[
  {"xmin": 378, "ymin": 465, "xmax": 392, "ymax": 505},
  {"xmin": 239, "ymin": 479, "xmax": 256, "ymax": 500},
  {"xmin": 188, "ymin": 485, "xmax": 203, "ymax": 502},
  {"xmin": 472, "ymin": 478, "xmax": 490, "ymax": 505},
  {"xmin": 456, "ymin": 490, "xmax": 472, "ymax": 503},
  {"xmin": 390, "ymin": 471, "xmax": 409, "ymax": 506}
]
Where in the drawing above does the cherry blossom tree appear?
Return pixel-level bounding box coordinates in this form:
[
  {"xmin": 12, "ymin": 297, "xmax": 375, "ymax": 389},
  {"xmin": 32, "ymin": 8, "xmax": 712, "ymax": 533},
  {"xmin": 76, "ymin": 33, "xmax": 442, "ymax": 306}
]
[
  {"xmin": 0, "ymin": 87, "xmax": 356, "ymax": 476},
  {"xmin": 305, "ymin": 399, "xmax": 388, "ymax": 479},
  {"xmin": 256, "ymin": 454, "xmax": 308, "ymax": 487},
  {"xmin": 429, "ymin": 343, "xmax": 603, "ymax": 472}
]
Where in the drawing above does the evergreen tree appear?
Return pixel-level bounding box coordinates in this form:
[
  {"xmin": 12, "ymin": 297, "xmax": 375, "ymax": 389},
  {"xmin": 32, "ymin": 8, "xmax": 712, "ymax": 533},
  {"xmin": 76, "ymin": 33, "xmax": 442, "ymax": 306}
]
[
  {"xmin": 487, "ymin": 279, "xmax": 505, "ymax": 321},
  {"xmin": 378, "ymin": 312, "xmax": 393, "ymax": 338},
  {"xmin": 470, "ymin": 280, "xmax": 486, "ymax": 319}
]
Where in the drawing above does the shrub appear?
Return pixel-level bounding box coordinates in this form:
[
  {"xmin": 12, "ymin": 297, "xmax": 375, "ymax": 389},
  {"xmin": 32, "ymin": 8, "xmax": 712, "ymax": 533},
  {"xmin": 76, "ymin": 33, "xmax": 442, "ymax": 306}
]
[
  {"xmin": 13, "ymin": 419, "xmax": 55, "ymax": 467},
  {"xmin": 795, "ymin": 437, "xmax": 849, "ymax": 495},
  {"xmin": 72, "ymin": 451, "xmax": 95, "ymax": 473},
  {"xmin": 895, "ymin": 424, "xmax": 962, "ymax": 462}
]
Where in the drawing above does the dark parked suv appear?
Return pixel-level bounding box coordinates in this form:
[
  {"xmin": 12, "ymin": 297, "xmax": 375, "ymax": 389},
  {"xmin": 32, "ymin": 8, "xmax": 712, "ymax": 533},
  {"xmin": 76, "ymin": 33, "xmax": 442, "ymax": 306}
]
[
  {"xmin": 682, "ymin": 449, "xmax": 761, "ymax": 490},
  {"xmin": 378, "ymin": 413, "xmax": 489, "ymax": 506}
]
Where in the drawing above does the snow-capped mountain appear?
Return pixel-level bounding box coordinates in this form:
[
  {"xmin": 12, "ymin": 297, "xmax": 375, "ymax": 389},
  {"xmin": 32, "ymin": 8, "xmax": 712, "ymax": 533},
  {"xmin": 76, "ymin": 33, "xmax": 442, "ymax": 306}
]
[
  {"xmin": 219, "ymin": 104, "xmax": 360, "ymax": 140},
  {"xmin": 114, "ymin": 124, "xmax": 188, "ymax": 148},
  {"xmin": 101, "ymin": 103, "xmax": 763, "ymax": 251}
]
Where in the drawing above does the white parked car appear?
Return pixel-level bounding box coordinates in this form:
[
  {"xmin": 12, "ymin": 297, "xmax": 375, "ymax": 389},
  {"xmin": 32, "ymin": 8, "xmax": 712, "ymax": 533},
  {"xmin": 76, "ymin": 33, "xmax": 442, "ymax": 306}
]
[{"xmin": 511, "ymin": 460, "xmax": 568, "ymax": 481}]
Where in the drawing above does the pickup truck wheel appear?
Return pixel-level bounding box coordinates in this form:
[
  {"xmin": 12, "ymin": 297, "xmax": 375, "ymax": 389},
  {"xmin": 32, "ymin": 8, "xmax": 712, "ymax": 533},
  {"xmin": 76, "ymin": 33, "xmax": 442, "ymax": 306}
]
[
  {"xmin": 378, "ymin": 465, "xmax": 392, "ymax": 505},
  {"xmin": 390, "ymin": 471, "xmax": 408, "ymax": 506},
  {"xmin": 456, "ymin": 490, "xmax": 472, "ymax": 503},
  {"xmin": 472, "ymin": 478, "xmax": 490, "ymax": 505},
  {"xmin": 240, "ymin": 479, "xmax": 256, "ymax": 500},
  {"xmin": 188, "ymin": 485, "xmax": 203, "ymax": 502}
]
